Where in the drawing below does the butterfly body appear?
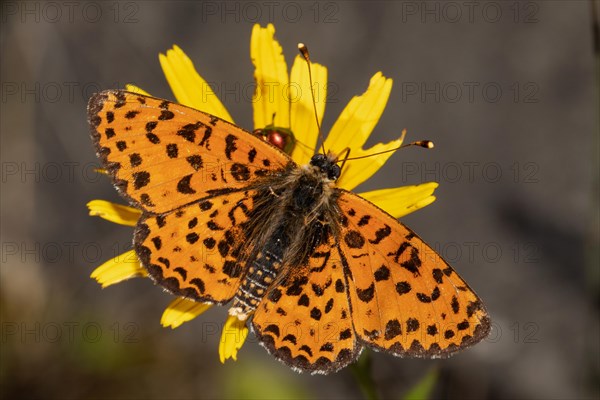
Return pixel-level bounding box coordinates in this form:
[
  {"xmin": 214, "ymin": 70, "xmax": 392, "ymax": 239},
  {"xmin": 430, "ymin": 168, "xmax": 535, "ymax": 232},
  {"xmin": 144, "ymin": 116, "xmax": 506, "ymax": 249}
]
[
  {"xmin": 89, "ymin": 90, "xmax": 490, "ymax": 375},
  {"xmin": 229, "ymin": 154, "xmax": 341, "ymax": 319}
]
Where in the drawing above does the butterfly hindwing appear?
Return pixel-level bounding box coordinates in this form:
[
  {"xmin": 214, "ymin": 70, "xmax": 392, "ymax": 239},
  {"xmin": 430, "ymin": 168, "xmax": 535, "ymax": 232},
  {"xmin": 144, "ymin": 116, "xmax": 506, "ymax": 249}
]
[
  {"xmin": 88, "ymin": 90, "xmax": 291, "ymax": 213},
  {"xmin": 252, "ymin": 237, "xmax": 361, "ymax": 374},
  {"xmin": 134, "ymin": 190, "xmax": 259, "ymax": 304},
  {"xmin": 336, "ymin": 190, "xmax": 491, "ymax": 357}
]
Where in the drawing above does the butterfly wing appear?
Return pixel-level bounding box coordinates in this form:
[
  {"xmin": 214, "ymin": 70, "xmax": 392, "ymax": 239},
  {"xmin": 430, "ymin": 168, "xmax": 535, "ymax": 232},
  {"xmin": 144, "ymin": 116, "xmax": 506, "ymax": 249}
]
[
  {"xmin": 89, "ymin": 90, "xmax": 292, "ymax": 302},
  {"xmin": 336, "ymin": 190, "xmax": 490, "ymax": 357},
  {"xmin": 134, "ymin": 190, "xmax": 260, "ymax": 303},
  {"xmin": 88, "ymin": 90, "xmax": 291, "ymax": 213},
  {"xmin": 252, "ymin": 233, "xmax": 361, "ymax": 374}
]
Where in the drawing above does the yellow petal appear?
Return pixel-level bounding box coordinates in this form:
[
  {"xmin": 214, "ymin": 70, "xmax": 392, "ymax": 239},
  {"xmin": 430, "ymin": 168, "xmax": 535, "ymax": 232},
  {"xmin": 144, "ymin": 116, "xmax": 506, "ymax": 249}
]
[
  {"xmin": 336, "ymin": 135, "xmax": 404, "ymax": 191},
  {"xmin": 359, "ymin": 182, "xmax": 439, "ymax": 219},
  {"xmin": 125, "ymin": 84, "xmax": 151, "ymax": 96},
  {"xmin": 325, "ymin": 72, "xmax": 392, "ymax": 154},
  {"xmin": 91, "ymin": 250, "xmax": 147, "ymax": 288},
  {"xmin": 219, "ymin": 315, "xmax": 249, "ymax": 363},
  {"xmin": 161, "ymin": 298, "xmax": 212, "ymax": 329},
  {"xmin": 323, "ymin": 72, "xmax": 395, "ymax": 190},
  {"xmin": 251, "ymin": 23, "xmax": 289, "ymax": 131},
  {"xmin": 87, "ymin": 200, "xmax": 141, "ymax": 227},
  {"xmin": 159, "ymin": 45, "xmax": 233, "ymax": 122},
  {"xmin": 289, "ymin": 55, "xmax": 327, "ymax": 165}
]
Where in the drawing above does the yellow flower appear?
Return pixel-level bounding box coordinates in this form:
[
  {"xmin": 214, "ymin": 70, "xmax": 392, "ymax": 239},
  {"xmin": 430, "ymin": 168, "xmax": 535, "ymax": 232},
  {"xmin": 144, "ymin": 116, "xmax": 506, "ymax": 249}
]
[
  {"xmin": 219, "ymin": 315, "xmax": 249, "ymax": 363},
  {"xmin": 88, "ymin": 23, "xmax": 438, "ymax": 364}
]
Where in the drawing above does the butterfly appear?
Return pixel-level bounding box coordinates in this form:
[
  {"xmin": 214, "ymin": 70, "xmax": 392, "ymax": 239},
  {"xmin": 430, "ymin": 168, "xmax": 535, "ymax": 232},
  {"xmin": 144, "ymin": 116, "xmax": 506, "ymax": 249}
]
[{"xmin": 88, "ymin": 90, "xmax": 490, "ymax": 374}]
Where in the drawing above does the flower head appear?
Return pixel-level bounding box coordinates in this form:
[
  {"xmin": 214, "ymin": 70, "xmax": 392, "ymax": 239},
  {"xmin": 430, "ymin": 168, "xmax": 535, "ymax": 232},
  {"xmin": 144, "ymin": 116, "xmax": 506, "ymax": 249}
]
[{"xmin": 88, "ymin": 23, "xmax": 438, "ymax": 365}]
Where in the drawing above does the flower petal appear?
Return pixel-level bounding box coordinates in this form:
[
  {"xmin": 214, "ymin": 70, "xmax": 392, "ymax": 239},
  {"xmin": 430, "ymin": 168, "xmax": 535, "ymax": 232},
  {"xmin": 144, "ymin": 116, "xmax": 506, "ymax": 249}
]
[
  {"xmin": 336, "ymin": 135, "xmax": 405, "ymax": 191},
  {"xmin": 324, "ymin": 72, "xmax": 395, "ymax": 190},
  {"xmin": 90, "ymin": 250, "xmax": 147, "ymax": 288},
  {"xmin": 359, "ymin": 182, "xmax": 439, "ymax": 219},
  {"xmin": 159, "ymin": 45, "xmax": 233, "ymax": 122},
  {"xmin": 219, "ymin": 315, "xmax": 249, "ymax": 363},
  {"xmin": 251, "ymin": 23, "xmax": 289, "ymax": 131},
  {"xmin": 289, "ymin": 55, "xmax": 327, "ymax": 165},
  {"xmin": 87, "ymin": 200, "xmax": 141, "ymax": 226},
  {"xmin": 325, "ymin": 72, "xmax": 392, "ymax": 154},
  {"xmin": 161, "ymin": 298, "xmax": 212, "ymax": 329},
  {"xmin": 125, "ymin": 84, "xmax": 150, "ymax": 96}
]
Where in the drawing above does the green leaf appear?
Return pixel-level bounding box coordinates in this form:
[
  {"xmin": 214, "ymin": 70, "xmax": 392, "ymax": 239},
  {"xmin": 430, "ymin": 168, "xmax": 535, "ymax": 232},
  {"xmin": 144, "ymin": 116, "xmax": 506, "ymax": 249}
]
[{"xmin": 402, "ymin": 368, "xmax": 438, "ymax": 400}]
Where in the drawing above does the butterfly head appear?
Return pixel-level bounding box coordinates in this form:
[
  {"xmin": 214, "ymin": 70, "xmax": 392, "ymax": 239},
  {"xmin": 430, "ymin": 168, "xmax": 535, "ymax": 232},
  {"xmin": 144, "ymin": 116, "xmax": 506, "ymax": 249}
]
[{"xmin": 309, "ymin": 153, "xmax": 341, "ymax": 181}]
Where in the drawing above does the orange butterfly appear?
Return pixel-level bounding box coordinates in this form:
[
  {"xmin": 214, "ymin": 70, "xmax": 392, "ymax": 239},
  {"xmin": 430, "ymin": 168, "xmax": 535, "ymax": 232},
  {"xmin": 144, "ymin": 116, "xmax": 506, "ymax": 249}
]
[{"xmin": 89, "ymin": 90, "xmax": 490, "ymax": 374}]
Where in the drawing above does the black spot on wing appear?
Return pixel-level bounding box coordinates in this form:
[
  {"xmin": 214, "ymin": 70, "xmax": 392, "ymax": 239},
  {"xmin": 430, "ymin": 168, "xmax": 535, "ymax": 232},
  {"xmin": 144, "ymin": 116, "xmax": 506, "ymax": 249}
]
[
  {"xmin": 186, "ymin": 233, "xmax": 199, "ymax": 244},
  {"xmin": 132, "ymin": 171, "xmax": 150, "ymax": 190},
  {"xmin": 146, "ymin": 132, "xmax": 160, "ymax": 144},
  {"xmin": 140, "ymin": 193, "xmax": 155, "ymax": 207},
  {"xmin": 166, "ymin": 143, "xmax": 178, "ymax": 158},
  {"xmin": 225, "ymin": 134, "xmax": 237, "ymax": 160},
  {"xmin": 125, "ymin": 110, "xmax": 139, "ymax": 119},
  {"xmin": 231, "ymin": 163, "xmax": 250, "ymax": 181},
  {"xmin": 406, "ymin": 318, "xmax": 419, "ymax": 333},
  {"xmin": 177, "ymin": 175, "xmax": 196, "ymax": 194},
  {"xmin": 432, "ymin": 268, "xmax": 443, "ymax": 284},
  {"xmin": 186, "ymin": 155, "xmax": 203, "ymax": 171},
  {"xmin": 357, "ymin": 215, "xmax": 371, "ymax": 226},
  {"xmin": 159, "ymin": 110, "xmax": 175, "ymax": 120},
  {"xmin": 177, "ymin": 122, "xmax": 202, "ymax": 142},
  {"xmin": 129, "ymin": 153, "xmax": 142, "ymax": 167},
  {"xmin": 384, "ymin": 319, "xmax": 402, "ymax": 340},
  {"xmin": 146, "ymin": 121, "xmax": 158, "ymax": 131},
  {"xmin": 451, "ymin": 296, "xmax": 460, "ymax": 314},
  {"xmin": 248, "ymin": 148, "xmax": 257, "ymax": 163},
  {"xmin": 344, "ymin": 230, "xmax": 365, "ymax": 249},
  {"xmin": 400, "ymin": 247, "xmax": 421, "ymax": 276},
  {"xmin": 199, "ymin": 126, "xmax": 212, "ymax": 148},
  {"xmin": 174, "ymin": 267, "xmax": 187, "ymax": 280},
  {"xmin": 396, "ymin": 281, "xmax": 411, "ymax": 295},
  {"xmin": 374, "ymin": 265, "xmax": 390, "ymax": 281},
  {"xmin": 310, "ymin": 308, "xmax": 322, "ymax": 321},
  {"xmin": 357, "ymin": 283, "xmax": 375, "ymax": 302},
  {"xmin": 370, "ymin": 224, "xmax": 391, "ymax": 245}
]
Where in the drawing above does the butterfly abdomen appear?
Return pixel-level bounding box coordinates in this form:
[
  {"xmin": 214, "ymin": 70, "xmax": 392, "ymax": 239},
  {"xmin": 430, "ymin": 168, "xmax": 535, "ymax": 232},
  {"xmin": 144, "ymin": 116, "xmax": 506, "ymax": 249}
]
[{"xmin": 231, "ymin": 227, "xmax": 287, "ymax": 317}]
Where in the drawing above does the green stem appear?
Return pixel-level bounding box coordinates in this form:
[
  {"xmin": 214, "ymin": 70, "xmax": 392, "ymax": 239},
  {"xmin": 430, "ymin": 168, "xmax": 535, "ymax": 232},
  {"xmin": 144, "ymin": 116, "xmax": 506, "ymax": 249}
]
[{"xmin": 350, "ymin": 349, "xmax": 379, "ymax": 400}]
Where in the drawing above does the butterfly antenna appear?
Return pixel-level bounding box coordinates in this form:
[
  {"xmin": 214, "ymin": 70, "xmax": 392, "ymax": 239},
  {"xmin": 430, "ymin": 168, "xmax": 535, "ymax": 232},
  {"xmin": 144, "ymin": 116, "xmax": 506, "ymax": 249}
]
[
  {"xmin": 337, "ymin": 148, "xmax": 352, "ymax": 174},
  {"xmin": 298, "ymin": 43, "xmax": 327, "ymax": 155},
  {"xmin": 344, "ymin": 129, "xmax": 434, "ymax": 161}
]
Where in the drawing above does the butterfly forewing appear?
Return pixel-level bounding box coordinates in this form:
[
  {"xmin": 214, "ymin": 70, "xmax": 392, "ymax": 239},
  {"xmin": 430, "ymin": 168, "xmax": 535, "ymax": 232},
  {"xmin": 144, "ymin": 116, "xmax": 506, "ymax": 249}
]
[
  {"xmin": 336, "ymin": 190, "xmax": 491, "ymax": 357},
  {"xmin": 88, "ymin": 90, "xmax": 290, "ymax": 213}
]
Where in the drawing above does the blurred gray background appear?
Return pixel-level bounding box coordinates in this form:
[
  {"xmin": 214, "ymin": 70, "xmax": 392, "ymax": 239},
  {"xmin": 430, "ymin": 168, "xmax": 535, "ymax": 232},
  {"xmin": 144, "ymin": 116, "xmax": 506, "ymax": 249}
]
[{"xmin": 1, "ymin": 1, "xmax": 598, "ymax": 399}]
